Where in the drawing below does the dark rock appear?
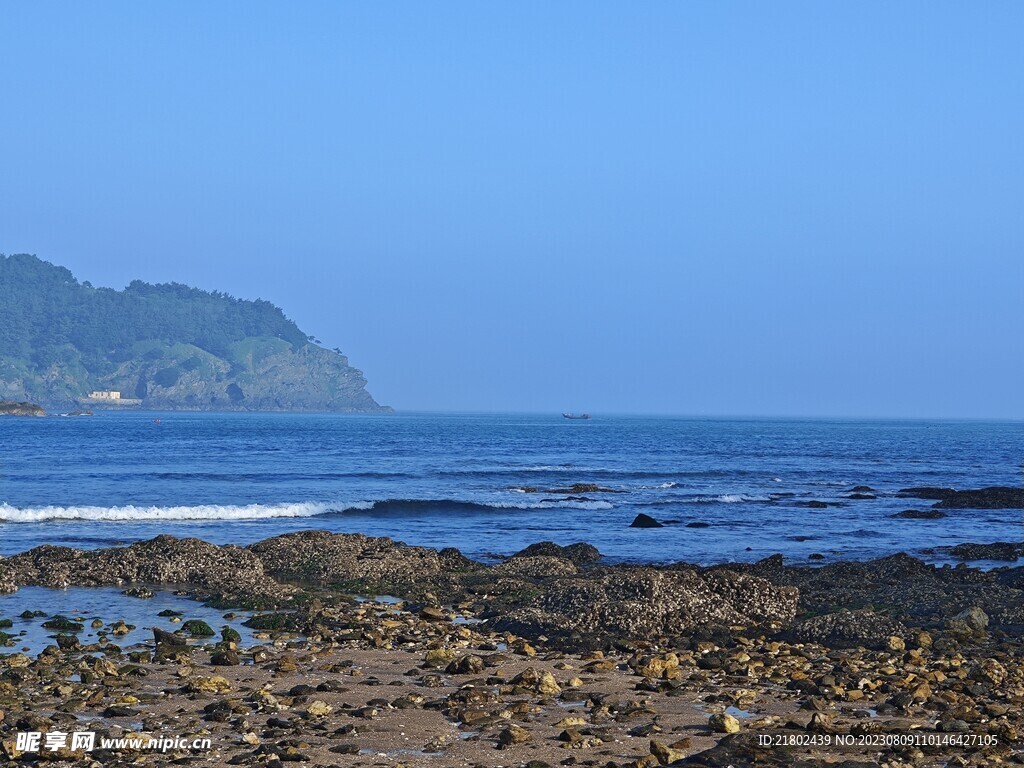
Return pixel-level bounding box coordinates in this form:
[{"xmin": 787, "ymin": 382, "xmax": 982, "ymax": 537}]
[
  {"xmin": 103, "ymin": 705, "xmax": 139, "ymax": 717},
  {"xmin": 512, "ymin": 541, "xmax": 602, "ymax": 564},
  {"xmin": 210, "ymin": 649, "xmax": 240, "ymax": 666},
  {"xmin": 933, "ymin": 487, "xmax": 1024, "ymax": 509},
  {"xmin": 939, "ymin": 541, "xmax": 1022, "ymax": 562},
  {"xmin": 547, "ymin": 483, "xmax": 620, "ymax": 494},
  {"xmin": 153, "ymin": 627, "xmax": 186, "ymax": 647},
  {"xmin": 685, "ymin": 522, "xmax": 711, "ymax": 528},
  {"xmin": 799, "ymin": 500, "xmax": 830, "ymax": 509},
  {"xmin": 892, "ymin": 509, "xmax": 947, "ymax": 519},
  {"xmin": 329, "ymin": 745, "xmax": 360, "ymax": 755},
  {"xmin": 243, "ymin": 613, "xmax": 296, "ymax": 631},
  {"xmin": 446, "ymin": 654, "xmax": 485, "ymax": 675},
  {"xmin": 42, "ymin": 615, "xmax": 84, "ymax": 631},
  {"xmin": 630, "ymin": 513, "xmax": 663, "ymax": 529}
]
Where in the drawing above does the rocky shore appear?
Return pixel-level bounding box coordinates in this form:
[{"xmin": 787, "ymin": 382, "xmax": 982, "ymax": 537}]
[{"xmin": 0, "ymin": 532, "xmax": 1021, "ymax": 767}]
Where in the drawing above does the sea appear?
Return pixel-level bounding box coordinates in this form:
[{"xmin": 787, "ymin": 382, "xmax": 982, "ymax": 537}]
[{"xmin": 1, "ymin": 412, "xmax": 1021, "ymax": 566}]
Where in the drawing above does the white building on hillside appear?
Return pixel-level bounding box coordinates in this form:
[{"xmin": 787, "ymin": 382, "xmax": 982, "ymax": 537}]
[{"xmin": 88, "ymin": 390, "xmax": 122, "ymax": 400}]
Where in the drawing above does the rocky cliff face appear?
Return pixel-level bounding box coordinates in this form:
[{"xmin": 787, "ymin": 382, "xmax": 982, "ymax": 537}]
[{"xmin": 91, "ymin": 338, "xmax": 385, "ymax": 412}]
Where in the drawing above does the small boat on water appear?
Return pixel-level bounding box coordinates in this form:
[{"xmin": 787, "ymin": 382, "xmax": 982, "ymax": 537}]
[{"xmin": 562, "ymin": 413, "xmax": 592, "ymax": 420}]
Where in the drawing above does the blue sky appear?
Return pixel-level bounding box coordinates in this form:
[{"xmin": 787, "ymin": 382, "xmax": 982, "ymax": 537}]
[{"xmin": 2, "ymin": 2, "xmax": 1022, "ymax": 416}]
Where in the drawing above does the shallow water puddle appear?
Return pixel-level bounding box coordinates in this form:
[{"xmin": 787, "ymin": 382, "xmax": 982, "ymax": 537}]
[{"xmin": 0, "ymin": 586, "xmax": 261, "ymax": 655}]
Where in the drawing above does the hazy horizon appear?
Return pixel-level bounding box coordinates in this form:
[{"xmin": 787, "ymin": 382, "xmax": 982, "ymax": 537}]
[{"xmin": 3, "ymin": 2, "xmax": 1023, "ymax": 419}]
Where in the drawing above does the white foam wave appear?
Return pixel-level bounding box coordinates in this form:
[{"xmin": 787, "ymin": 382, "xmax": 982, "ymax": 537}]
[
  {"xmin": 510, "ymin": 500, "xmax": 614, "ymax": 511},
  {"xmin": 0, "ymin": 501, "xmax": 356, "ymax": 523},
  {"xmin": 675, "ymin": 494, "xmax": 771, "ymax": 504},
  {"xmin": 0, "ymin": 497, "xmax": 613, "ymax": 523}
]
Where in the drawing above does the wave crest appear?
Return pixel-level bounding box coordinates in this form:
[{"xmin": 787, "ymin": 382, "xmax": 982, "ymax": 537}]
[
  {"xmin": 0, "ymin": 501, "xmax": 342, "ymax": 523},
  {"xmin": 0, "ymin": 496, "xmax": 614, "ymax": 523}
]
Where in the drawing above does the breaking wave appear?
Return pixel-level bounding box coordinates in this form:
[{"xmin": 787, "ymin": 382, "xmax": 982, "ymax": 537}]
[
  {"xmin": 0, "ymin": 496, "xmax": 614, "ymax": 523},
  {"xmin": 638, "ymin": 493, "xmax": 774, "ymax": 506},
  {"xmin": 0, "ymin": 501, "xmax": 342, "ymax": 523}
]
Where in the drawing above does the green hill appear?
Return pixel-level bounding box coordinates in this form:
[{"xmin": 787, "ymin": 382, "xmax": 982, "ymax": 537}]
[{"xmin": 0, "ymin": 254, "xmax": 388, "ymax": 411}]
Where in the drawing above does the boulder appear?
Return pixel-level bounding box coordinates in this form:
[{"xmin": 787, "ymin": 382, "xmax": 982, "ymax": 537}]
[
  {"xmin": 708, "ymin": 713, "xmax": 741, "ymax": 734},
  {"xmin": 630, "ymin": 513, "xmax": 663, "ymax": 528},
  {"xmin": 153, "ymin": 627, "xmax": 186, "ymax": 647},
  {"xmin": 512, "ymin": 541, "xmax": 601, "ymax": 564},
  {"xmin": 948, "ymin": 606, "xmax": 989, "ymax": 633}
]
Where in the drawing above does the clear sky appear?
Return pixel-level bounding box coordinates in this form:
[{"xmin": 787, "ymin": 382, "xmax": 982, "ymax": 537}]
[{"xmin": 2, "ymin": 2, "xmax": 1022, "ymax": 417}]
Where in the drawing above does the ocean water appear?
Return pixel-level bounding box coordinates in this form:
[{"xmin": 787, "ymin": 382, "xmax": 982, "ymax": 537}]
[{"xmin": 0, "ymin": 412, "xmax": 1021, "ymax": 565}]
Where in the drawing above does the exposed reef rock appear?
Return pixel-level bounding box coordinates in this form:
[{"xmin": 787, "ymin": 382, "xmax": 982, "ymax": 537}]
[
  {"xmin": 492, "ymin": 567, "xmax": 798, "ymax": 648},
  {"xmin": 785, "ymin": 608, "xmax": 910, "ymax": 650},
  {"xmin": 937, "ymin": 540, "xmax": 1023, "ymax": 562},
  {"xmin": 1, "ymin": 531, "xmax": 1022, "ymax": 651},
  {"xmin": 1, "ymin": 535, "xmax": 291, "ymax": 606},
  {"xmin": 247, "ymin": 530, "xmax": 477, "ymax": 596},
  {"xmin": 900, "ymin": 485, "xmax": 1024, "ymax": 509},
  {"xmin": 736, "ymin": 550, "xmax": 1024, "ymax": 631}
]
